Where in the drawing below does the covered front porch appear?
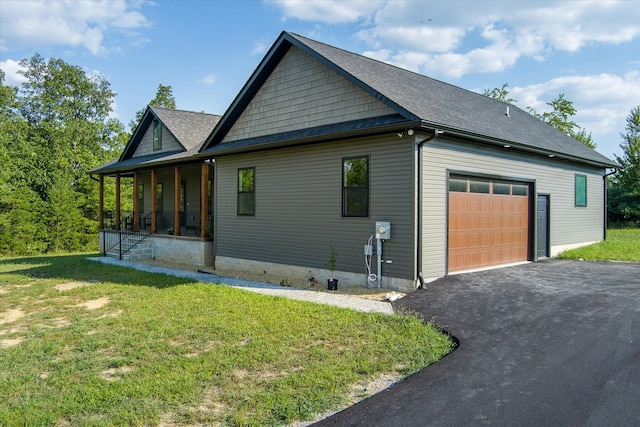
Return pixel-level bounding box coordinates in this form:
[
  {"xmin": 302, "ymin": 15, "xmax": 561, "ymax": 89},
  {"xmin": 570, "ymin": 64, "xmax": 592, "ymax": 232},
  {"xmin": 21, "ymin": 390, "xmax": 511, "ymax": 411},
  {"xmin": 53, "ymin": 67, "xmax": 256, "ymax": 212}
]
[{"xmin": 97, "ymin": 161, "xmax": 215, "ymax": 266}]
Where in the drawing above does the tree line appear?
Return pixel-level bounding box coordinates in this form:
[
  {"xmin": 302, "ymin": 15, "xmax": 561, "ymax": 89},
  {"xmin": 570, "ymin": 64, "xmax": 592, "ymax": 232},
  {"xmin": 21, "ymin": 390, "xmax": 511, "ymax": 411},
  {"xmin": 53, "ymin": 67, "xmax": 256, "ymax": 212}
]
[
  {"xmin": 0, "ymin": 55, "xmax": 175, "ymax": 255},
  {"xmin": 0, "ymin": 57, "xmax": 638, "ymax": 256}
]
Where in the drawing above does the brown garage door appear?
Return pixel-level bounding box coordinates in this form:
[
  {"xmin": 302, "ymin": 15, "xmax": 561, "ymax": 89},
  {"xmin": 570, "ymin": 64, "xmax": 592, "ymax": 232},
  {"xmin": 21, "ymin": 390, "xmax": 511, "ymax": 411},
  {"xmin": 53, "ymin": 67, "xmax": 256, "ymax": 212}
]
[{"xmin": 448, "ymin": 177, "xmax": 530, "ymax": 272}]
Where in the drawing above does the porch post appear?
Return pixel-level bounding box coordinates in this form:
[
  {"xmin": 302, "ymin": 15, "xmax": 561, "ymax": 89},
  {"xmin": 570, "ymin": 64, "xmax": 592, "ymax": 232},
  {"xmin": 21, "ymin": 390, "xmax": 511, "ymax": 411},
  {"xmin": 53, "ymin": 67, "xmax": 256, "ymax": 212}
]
[
  {"xmin": 133, "ymin": 172, "xmax": 140, "ymax": 232},
  {"xmin": 174, "ymin": 166, "xmax": 180, "ymax": 236},
  {"xmin": 151, "ymin": 169, "xmax": 157, "ymax": 234},
  {"xmin": 115, "ymin": 174, "xmax": 121, "ymax": 231},
  {"xmin": 201, "ymin": 163, "xmax": 208, "ymax": 238},
  {"xmin": 98, "ymin": 175, "xmax": 104, "ymax": 230}
]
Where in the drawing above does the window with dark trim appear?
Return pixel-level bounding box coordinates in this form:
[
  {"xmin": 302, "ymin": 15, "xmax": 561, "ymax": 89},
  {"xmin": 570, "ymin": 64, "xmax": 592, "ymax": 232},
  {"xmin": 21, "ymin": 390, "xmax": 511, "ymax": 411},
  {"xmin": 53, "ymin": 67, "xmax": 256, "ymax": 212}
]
[
  {"xmin": 575, "ymin": 174, "xmax": 587, "ymax": 207},
  {"xmin": 237, "ymin": 167, "xmax": 255, "ymax": 216},
  {"xmin": 342, "ymin": 156, "xmax": 369, "ymax": 217},
  {"xmin": 156, "ymin": 183, "xmax": 163, "ymax": 213},
  {"xmin": 138, "ymin": 184, "xmax": 144, "ymax": 213},
  {"xmin": 153, "ymin": 120, "xmax": 162, "ymax": 150}
]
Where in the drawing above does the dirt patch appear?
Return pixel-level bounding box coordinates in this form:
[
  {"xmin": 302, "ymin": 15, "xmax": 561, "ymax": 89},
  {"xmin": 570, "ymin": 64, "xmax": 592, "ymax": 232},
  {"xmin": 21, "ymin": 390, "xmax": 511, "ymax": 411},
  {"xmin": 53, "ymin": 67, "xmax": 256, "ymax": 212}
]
[
  {"xmin": 183, "ymin": 340, "xmax": 221, "ymax": 358},
  {"xmin": 36, "ymin": 317, "xmax": 71, "ymax": 329},
  {"xmin": 55, "ymin": 281, "xmax": 94, "ymax": 292},
  {"xmin": 98, "ymin": 310, "xmax": 123, "ymax": 319},
  {"xmin": 0, "ymin": 337, "xmax": 25, "ymax": 348},
  {"xmin": 75, "ymin": 297, "xmax": 110, "ymax": 311},
  {"xmin": 138, "ymin": 259, "xmax": 405, "ymax": 302},
  {"xmin": 100, "ymin": 366, "xmax": 134, "ymax": 382},
  {"xmin": 0, "ymin": 308, "xmax": 25, "ymax": 325}
]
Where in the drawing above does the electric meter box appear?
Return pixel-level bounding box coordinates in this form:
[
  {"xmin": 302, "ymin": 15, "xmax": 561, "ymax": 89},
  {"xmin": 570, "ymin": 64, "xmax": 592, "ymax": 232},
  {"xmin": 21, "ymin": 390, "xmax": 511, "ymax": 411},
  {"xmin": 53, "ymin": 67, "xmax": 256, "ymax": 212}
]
[{"xmin": 375, "ymin": 221, "xmax": 391, "ymax": 239}]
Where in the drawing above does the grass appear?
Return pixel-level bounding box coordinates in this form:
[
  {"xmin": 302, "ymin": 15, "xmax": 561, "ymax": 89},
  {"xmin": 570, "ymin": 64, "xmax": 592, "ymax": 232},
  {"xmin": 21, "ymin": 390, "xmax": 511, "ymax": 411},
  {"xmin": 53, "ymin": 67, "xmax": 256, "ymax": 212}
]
[
  {"xmin": 0, "ymin": 254, "xmax": 453, "ymax": 426},
  {"xmin": 558, "ymin": 229, "xmax": 640, "ymax": 262}
]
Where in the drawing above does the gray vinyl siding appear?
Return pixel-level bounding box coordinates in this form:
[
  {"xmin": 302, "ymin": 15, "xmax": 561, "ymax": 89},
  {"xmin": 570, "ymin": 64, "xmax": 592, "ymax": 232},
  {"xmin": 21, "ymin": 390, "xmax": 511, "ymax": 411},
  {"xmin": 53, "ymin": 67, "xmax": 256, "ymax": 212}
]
[
  {"xmin": 223, "ymin": 46, "xmax": 397, "ymax": 143},
  {"xmin": 133, "ymin": 123, "xmax": 182, "ymax": 157},
  {"xmin": 421, "ymin": 137, "xmax": 605, "ymax": 279},
  {"xmin": 215, "ymin": 134, "xmax": 416, "ymax": 280}
]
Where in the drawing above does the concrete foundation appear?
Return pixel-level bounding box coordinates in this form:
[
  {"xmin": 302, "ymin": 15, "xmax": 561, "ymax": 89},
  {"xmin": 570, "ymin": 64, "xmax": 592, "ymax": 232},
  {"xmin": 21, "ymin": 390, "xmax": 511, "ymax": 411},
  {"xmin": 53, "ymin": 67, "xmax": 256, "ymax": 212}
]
[
  {"xmin": 151, "ymin": 235, "xmax": 214, "ymax": 267},
  {"xmin": 215, "ymin": 256, "xmax": 415, "ymax": 292}
]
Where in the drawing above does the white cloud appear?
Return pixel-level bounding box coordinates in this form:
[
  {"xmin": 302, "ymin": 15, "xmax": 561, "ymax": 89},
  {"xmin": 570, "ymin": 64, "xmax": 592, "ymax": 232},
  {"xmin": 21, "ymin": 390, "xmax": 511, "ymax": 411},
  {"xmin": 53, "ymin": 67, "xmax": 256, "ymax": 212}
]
[
  {"xmin": 251, "ymin": 38, "xmax": 272, "ymax": 56},
  {"xmin": 199, "ymin": 74, "xmax": 216, "ymax": 85},
  {"xmin": 357, "ymin": 25, "xmax": 465, "ymax": 53},
  {"xmin": 0, "ymin": 59, "xmax": 27, "ymax": 86},
  {"xmin": 270, "ymin": 0, "xmax": 640, "ymax": 80},
  {"xmin": 510, "ymin": 71, "xmax": 640, "ymax": 153},
  {"xmin": 0, "ymin": 0, "xmax": 151, "ymax": 55},
  {"xmin": 268, "ymin": 0, "xmax": 384, "ymax": 24}
]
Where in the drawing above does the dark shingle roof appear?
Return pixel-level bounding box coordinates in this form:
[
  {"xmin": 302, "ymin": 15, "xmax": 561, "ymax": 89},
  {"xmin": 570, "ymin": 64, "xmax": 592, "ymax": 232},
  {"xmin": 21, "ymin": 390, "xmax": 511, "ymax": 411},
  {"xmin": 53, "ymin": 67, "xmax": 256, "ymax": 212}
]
[
  {"xmin": 203, "ymin": 31, "xmax": 615, "ymax": 167},
  {"xmin": 91, "ymin": 107, "xmax": 220, "ymax": 174},
  {"xmin": 286, "ymin": 32, "xmax": 616, "ymax": 167},
  {"xmin": 151, "ymin": 106, "xmax": 220, "ymax": 152}
]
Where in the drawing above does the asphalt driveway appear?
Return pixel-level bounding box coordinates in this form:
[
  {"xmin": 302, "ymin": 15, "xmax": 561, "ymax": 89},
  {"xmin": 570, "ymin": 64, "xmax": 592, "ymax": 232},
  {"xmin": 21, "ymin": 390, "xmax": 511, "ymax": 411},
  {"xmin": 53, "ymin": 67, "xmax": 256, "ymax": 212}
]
[{"xmin": 315, "ymin": 260, "xmax": 640, "ymax": 426}]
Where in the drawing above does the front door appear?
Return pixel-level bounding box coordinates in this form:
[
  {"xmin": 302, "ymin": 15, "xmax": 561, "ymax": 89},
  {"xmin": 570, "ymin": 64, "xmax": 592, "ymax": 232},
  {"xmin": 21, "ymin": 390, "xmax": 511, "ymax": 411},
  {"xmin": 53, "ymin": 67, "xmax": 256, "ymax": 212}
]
[{"xmin": 536, "ymin": 194, "xmax": 549, "ymax": 258}]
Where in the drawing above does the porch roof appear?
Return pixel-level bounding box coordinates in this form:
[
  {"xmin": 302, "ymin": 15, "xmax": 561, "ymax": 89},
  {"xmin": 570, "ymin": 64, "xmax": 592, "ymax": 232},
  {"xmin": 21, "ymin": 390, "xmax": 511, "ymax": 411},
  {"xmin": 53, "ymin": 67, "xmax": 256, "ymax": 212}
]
[
  {"xmin": 91, "ymin": 106, "xmax": 220, "ymax": 175},
  {"xmin": 89, "ymin": 150, "xmax": 203, "ymax": 175}
]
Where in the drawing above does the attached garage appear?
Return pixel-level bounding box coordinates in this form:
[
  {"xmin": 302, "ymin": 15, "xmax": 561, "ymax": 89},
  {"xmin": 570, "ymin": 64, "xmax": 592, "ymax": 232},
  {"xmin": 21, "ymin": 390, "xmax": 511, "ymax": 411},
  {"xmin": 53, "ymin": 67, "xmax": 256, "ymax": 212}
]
[{"xmin": 448, "ymin": 176, "xmax": 531, "ymax": 272}]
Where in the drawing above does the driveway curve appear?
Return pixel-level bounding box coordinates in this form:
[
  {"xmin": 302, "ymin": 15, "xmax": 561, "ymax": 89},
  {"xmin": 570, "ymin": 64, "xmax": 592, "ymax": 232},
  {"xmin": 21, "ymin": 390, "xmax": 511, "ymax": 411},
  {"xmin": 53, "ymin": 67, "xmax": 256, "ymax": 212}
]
[{"xmin": 315, "ymin": 260, "xmax": 640, "ymax": 426}]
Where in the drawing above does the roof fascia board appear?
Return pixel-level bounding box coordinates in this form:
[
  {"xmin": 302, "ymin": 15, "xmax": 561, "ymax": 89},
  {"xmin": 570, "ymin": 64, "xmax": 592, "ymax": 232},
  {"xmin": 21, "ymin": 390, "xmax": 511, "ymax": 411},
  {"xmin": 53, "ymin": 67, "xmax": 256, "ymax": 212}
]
[
  {"xmin": 119, "ymin": 106, "xmax": 154, "ymax": 161},
  {"xmin": 285, "ymin": 33, "xmax": 421, "ymax": 123},
  {"xmin": 421, "ymin": 123, "xmax": 618, "ymax": 168},
  {"xmin": 201, "ymin": 32, "xmax": 292, "ymax": 151},
  {"xmin": 202, "ymin": 120, "xmax": 420, "ymax": 157},
  {"xmin": 201, "ymin": 31, "xmax": 421, "ymax": 152},
  {"xmin": 96, "ymin": 156, "xmax": 206, "ymax": 176}
]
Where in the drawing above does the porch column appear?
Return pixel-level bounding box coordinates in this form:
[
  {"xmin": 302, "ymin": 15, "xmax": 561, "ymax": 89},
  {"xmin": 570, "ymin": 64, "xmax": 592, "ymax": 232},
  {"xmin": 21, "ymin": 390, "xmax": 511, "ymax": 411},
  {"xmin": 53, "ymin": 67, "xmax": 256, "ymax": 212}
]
[
  {"xmin": 115, "ymin": 174, "xmax": 121, "ymax": 231},
  {"xmin": 98, "ymin": 175, "xmax": 104, "ymax": 230},
  {"xmin": 151, "ymin": 169, "xmax": 157, "ymax": 234},
  {"xmin": 174, "ymin": 166, "xmax": 180, "ymax": 236},
  {"xmin": 133, "ymin": 172, "xmax": 140, "ymax": 232},
  {"xmin": 201, "ymin": 163, "xmax": 209, "ymax": 238}
]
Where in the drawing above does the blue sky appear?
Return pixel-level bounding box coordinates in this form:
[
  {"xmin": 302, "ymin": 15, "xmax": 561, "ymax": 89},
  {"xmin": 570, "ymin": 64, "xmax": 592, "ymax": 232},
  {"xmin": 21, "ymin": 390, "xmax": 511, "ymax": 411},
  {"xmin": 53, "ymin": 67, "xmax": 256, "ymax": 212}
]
[{"xmin": 1, "ymin": 0, "xmax": 639, "ymax": 159}]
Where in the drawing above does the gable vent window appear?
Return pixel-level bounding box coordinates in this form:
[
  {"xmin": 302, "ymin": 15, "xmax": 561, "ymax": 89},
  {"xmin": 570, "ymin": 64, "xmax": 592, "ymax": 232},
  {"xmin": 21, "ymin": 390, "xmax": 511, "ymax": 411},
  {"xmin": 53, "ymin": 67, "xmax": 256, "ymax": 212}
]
[
  {"xmin": 342, "ymin": 156, "xmax": 369, "ymax": 217},
  {"xmin": 153, "ymin": 120, "xmax": 162, "ymax": 151}
]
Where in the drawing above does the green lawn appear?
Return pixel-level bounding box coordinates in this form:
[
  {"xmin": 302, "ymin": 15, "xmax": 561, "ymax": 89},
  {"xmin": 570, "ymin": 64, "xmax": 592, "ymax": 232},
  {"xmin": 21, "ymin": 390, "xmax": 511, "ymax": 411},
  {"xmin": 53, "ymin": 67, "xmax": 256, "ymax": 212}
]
[
  {"xmin": 558, "ymin": 228, "xmax": 640, "ymax": 262},
  {"xmin": 0, "ymin": 254, "xmax": 452, "ymax": 426}
]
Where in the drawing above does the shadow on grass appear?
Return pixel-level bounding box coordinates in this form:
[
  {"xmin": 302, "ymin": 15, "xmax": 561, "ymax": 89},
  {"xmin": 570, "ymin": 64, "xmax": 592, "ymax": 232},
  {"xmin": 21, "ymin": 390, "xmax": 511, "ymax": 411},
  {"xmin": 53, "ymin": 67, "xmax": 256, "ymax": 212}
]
[{"xmin": 0, "ymin": 253, "xmax": 195, "ymax": 289}]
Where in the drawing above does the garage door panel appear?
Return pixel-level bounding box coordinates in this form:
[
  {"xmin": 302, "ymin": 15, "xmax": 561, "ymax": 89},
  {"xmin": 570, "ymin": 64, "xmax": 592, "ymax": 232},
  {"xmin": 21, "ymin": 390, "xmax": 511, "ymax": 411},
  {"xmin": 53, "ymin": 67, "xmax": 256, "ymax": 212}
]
[{"xmin": 449, "ymin": 178, "xmax": 530, "ymax": 272}]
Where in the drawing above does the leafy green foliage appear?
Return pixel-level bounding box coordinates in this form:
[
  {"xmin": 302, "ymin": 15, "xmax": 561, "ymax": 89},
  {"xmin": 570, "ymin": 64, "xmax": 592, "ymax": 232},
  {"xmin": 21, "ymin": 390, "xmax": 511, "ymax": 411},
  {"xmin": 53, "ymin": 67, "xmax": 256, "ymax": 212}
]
[
  {"xmin": 129, "ymin": 83, "xmax": 176, "ymax": 129},
  {"xmin": 608, "ymin": 106, "xmax": 640, "ymax": 228},
  {"xmin": 528, "ymin": 93, "xmax": 596, "ymax": 148},
  {"xmin": 614, "ymin": 105, "xmax": 640, "ymax": 193},
  {"xmin": 0, "ymin": 255, "xmax": 453, "ymax": 426},
  {"xmin": 482, "ymin": 83, "xmax": 517, "ymax": 103},
  {"xmin": 0, "ymin": 56, "xmax": 127, "ymax": 255}
]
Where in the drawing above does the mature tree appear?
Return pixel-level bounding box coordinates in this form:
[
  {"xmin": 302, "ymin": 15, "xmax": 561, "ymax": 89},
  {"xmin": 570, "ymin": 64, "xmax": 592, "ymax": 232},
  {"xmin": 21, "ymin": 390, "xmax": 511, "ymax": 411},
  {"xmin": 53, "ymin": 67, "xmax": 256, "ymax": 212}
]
[
  {"xmin": 129, "ymin": 83, "xmax": 176, "ymax": 129},
  {"xmin": 608, "ymin": 106, "xmax": 640, "ymax": 228},
  {"xmin": 528, "ymin": 93, "xmax": 596, "ymax": 148},
  {"xmin": 483, "ymin": 83, "xmax": 517, "ymax": 103},
  {"xmin": 0, "ymin": 55, "xmax": 127, "ymax": 254},
  {"xmin": 615, "ymin": 106, "xmax": 640, "ymax": 192}
]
